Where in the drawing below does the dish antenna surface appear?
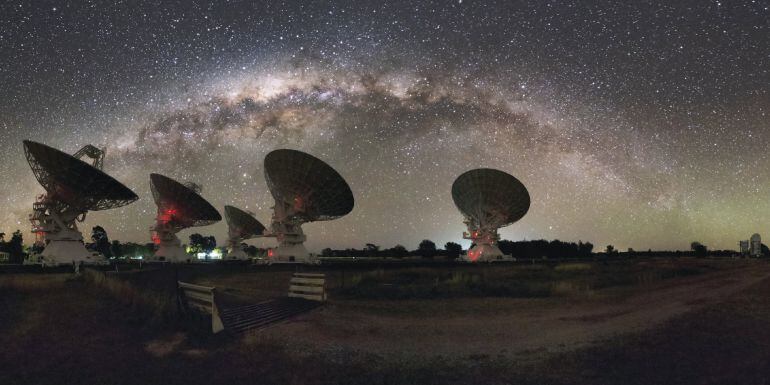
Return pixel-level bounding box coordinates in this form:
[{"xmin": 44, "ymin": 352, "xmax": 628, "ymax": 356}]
[
  {"xmin": 149, "ymin": 173, "xmax": 221, "ymax": 262},
  {"xmin": 451, "ymin": 168, "xmax": 530, "ymax": 262},
  {"xmin": 263, "ymin": 149, "xmax": 354, "ymax": 263},
  {"xmin": 23, "ymin": 140, "xmax": 138, "ymax": 265},
  {"xmin": 224, "ymin": 205, "xmax": 266, "ymax": 260}
]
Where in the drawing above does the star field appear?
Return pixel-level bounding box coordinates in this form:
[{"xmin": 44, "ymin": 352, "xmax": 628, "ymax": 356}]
[{"xmin": 0, "ymin": 0, "xmax": 768, "ymax": 251}]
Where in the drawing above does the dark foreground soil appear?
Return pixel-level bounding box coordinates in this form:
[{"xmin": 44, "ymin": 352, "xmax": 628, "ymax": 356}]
[
  {"xmin": 2, "ymin": 265, "xmax": 770, "ymax": 385},
  {"xmin": 531, "ymin": 273, "xmax": 770, "ymax": 385}
]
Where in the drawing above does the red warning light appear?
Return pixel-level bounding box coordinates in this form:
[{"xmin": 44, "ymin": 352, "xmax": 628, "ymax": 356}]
[
  {"xmin": 293, "ymin": 196, "xmax": 304, "ymax": 211},
  {"xmin": 158, "ymin": 208, "xmax": 178, "ymax": 223}
]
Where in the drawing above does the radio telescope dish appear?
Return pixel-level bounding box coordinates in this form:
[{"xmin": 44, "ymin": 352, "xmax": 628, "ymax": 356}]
[
  {"xmin": 451, "ymin": 168, "xmax": 530, "ymax": 262},
  {"xmin": 262, "ymin": 149, "xmax": 354, "ymax": 263},
  {"xmin": 149, "ymin": 173, "xmax": 221, "ymax": 263},
  {"xmin": 23, "ymin": 140, "xmax": 138, "ymax": 266},
  {"xmin": 224, "ymin": 205, "xmax": 266, "ymax": 260}
]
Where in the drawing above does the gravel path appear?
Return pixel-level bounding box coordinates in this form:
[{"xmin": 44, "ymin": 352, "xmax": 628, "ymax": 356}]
[{"xmin": 267, "ymin": 264, "xmax": 770, "ymax": 359}]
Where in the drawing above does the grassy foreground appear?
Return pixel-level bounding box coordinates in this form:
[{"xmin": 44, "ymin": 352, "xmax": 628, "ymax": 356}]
[
  {"xmin": 159, "ymin": 258, "xmax": 738, "ymax": 303},
  {"xmin": 1, "ymin": 259, "xmax": 769, "ymax": 384}
]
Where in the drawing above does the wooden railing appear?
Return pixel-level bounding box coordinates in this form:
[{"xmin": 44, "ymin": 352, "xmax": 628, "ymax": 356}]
[
  {"xmin": 178, "ymin": 281, "xmax": 224, "ymax": 333},
  {"xmin": 288, "ymin": 273, "xmax": 327, "ymax": 302}
]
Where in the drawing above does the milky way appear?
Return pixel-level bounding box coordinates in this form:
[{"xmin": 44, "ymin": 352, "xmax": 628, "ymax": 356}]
[{"xmin": 0, "ymin": 1, "xmax": 768, "ymax": 251}]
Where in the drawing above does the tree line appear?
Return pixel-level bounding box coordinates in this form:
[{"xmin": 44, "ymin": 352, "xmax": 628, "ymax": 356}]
[
  {"xmin": 90, "ymin": 229, "xmax": 223, "ymax": 260},
  {"xmin": 0, "ymin": 230, "xmax": 25, "ymax": 263},
  {"xmin": 9, "ymin": 224, "xmax": 763, "ymax": 263},
  {"xmin": 498, "ymin": 239, "xmax": 594, "ymax": 259},
  {"xmin": 85, "ymin": 226, "xmax": 155, "ymax": 259},
  {"xmin": 321, "ymin": 239, "xmax": 595, "ymax": 260},
  {"xmin": 321, "ymin": 239, "xmax": 462, "ymax": 259}
]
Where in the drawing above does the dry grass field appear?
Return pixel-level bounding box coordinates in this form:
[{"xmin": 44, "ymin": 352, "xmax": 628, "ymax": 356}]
[{"xmin": 2, "ymin": 258, "xmax": 770, "ymax": 384}]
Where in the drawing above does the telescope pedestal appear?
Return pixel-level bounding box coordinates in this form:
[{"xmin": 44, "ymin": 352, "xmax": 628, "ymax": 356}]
[
  {"xmin": 152, "ymin": 232, "xmax": 190, "ymax": 263},
  {"xmin": 267, "ymin": 221, "xmax": 316, "ymax": 264},
  {"xmin": 271, "ymin": 243, "xmax": 311, "ymax": 263},
  {"xmin": 463, "ymin": 243, "xmax": 504, "ymax": 262},
  {"xmin": 40, "ymin": 228, "xmax": 107, "ymax": 266},
  {"xmin": 461, "ymin": 229, "xmax": 505, "ymax": 262}
]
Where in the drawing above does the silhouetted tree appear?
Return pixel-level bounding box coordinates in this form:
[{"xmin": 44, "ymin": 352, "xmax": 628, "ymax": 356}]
[
  {"xmin": 90, "ymin": 226, "xmax": 112, "ymax": 257},
  {"xmin": 690, "ymin": 242, "xmax": 708, "ymax": 258},
  {"xmin": 0, "ymin": 232, "xmax": 7, "ymax": 254},
  {"xmin": 578, "ymin": 241, "xmax": 594, "ymax": 258},
  {"xmin": 605, "ymin": 245, "xmax": 615, "ymax": 255},
  {"xmin": 321, "ymin": 248, "xmax": 333, "ymax": 257},
  {"xmin": 498, "ymin": 239, "xmax": 594, "ymax": 259},
  {"xmin": 7, "ymin": 230, "xmax": 24, "ymax": 263},
  {"xmin": 365, "ymin": 243, "xmax": 380, "ymax": 257},
  {"xmin": 417, "ymin": 239, "xmax": 437, "ymax": 258},
  {"xmin": 203, "ymin": 236, "xmax": 217, "ymax": 253},
  {"xmin": 111, "ymin": 240, "xmax": 124, "ymax": 259},
  {"xmin": 189, "ymin": 233, "xmax": 205, "ymax": 254},
  {"xmin": 444, "ymin": 242, "xmax": 462, "ymax": 259},
  {"xmin": 390, "ymin": 244, "xmax": 408, "ymax": 258},
  {"xmin": 761, "ymin": 244, "xmax": 770, "ymax": 258}
]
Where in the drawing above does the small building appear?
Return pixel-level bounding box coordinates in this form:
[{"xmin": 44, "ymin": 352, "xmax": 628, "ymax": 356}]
[
  {"xmin": 739, "ymin": 240, "xmax": 750, "ymax": 255},
  {"xmin": 750, "ymin": 233, "xmax": 762, "ymax": 257},
  {"xmin": 0, "ymin": 251, "xmax": 9, "ymax": 263}
]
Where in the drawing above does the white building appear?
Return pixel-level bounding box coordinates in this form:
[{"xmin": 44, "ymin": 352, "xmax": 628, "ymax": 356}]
[{"xmin": 750, "ymin": 233, "xmax": 762, "ymax": 257}]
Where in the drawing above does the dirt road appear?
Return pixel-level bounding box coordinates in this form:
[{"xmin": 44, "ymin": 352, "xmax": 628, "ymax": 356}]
[{"xmin": 268, "ymin": 264, "xmax": 770, "ymax": 359}]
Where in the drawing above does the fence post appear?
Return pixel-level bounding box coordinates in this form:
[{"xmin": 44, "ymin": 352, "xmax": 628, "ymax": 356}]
[
  {"xmin": 211, "ymin": 288, "xmax": 224, "ymax": 333},
  {"xmin": 178, "ymin": 281, "xmax": 224, "ymax": 334}
]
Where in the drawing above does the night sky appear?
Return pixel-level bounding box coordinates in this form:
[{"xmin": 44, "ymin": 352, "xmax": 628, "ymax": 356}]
[{"xmin": 1, "ymin": 0, "xmax": 768, "ymax": 252}]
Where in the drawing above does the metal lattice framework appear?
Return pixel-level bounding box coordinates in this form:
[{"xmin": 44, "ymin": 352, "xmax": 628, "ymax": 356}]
[
  {"xmin": 23, "ymin": 140, "xmax": 138, "ymax": 211},
  {"xmin": 264, "ymin": 149, "xmax": 354, "ymax": 223},
  {"xmin": 72, "ymin": 144, "xmax": 104, "ymax": 170},
  {"xmin": 225, "ymin": 205, "xmax": 266, "ymax": 239},
  {"xmin": 451, "ymin": 168, "xmax": 530, "ymax": 231},
  {"xmin": 150, "ymin": 173, "xmax": 222, "ymax": 229}
]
